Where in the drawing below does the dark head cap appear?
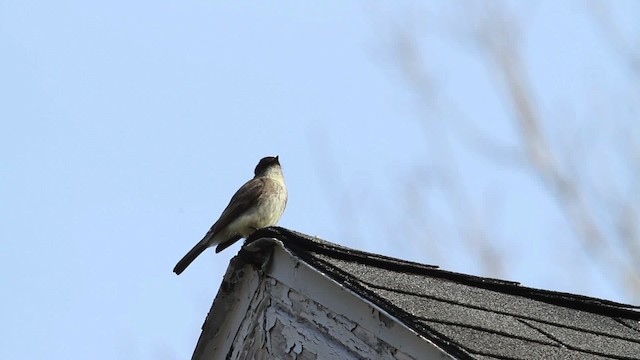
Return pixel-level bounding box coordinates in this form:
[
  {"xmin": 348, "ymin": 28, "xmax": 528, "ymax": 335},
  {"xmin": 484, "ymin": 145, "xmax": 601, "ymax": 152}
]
[{"xmin": 254, "ymin": 156, "xmax": 280, "ymax": 175}]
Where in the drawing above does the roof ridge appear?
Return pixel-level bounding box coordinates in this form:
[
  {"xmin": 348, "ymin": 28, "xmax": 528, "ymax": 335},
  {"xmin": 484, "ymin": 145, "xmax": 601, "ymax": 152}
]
[{"xmin": 246, "ymin": 227, "xmax": 640, "ymax": 319}]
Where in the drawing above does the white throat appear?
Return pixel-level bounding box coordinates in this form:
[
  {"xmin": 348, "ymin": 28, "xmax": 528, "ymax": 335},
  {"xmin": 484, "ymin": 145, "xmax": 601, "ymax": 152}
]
[{"xmin": 259, "ymin": 166, "xmax": 285, "ymax": 185}]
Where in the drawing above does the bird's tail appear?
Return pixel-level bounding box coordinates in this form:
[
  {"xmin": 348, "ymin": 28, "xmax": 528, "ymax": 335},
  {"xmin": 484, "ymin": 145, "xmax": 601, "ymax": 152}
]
[{"xmin": 173, "ymin": 240, "xmax": 209, "ymax": 275}]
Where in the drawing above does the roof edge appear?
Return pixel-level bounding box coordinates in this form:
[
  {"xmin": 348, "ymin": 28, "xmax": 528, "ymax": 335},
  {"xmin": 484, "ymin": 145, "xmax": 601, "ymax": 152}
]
[{"xmin": 246, "ymin": 227, "xmax": 640, "ymax": 320}]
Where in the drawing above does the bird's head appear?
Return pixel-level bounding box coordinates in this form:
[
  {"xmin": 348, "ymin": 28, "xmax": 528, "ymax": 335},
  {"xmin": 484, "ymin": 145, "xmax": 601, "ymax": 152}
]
[{"xmin": 254, "ymin": 156, "xmax": 282, "ymax": 177}]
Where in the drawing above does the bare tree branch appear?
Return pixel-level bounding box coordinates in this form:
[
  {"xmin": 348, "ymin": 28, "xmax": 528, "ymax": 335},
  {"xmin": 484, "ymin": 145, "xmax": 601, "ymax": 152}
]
[{"xmin": 384, "ymin": 2, "xmax": 640, "ymax": 301}]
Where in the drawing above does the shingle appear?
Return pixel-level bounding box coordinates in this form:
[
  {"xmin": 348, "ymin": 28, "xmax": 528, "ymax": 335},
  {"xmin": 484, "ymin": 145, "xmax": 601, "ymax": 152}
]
[
  {"xmin": 620, "ymin": 319, "xmax": 640, "ymax": 332},
  {"xmin": 365, "ymin": 287, "xmax": 557, "ymax": 345},
  {"xmin": 314, "ymin": 255, "xmax": 640, "ymax": 342},
  {"xmin": 468, "ymin": 355, "xmax": 506, "ymax": 360},
  {"xmin": 422, "ymin": 321, "xmax": 614, "ymax": 360},
  {"xmin": 522, "ymin": 319, "xmax": 640, "ymax": 359}
]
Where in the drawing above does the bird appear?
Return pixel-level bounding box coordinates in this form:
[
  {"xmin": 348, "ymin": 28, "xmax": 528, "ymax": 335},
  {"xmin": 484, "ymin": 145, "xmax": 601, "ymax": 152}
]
[{"xmin": 173, "ymin": 156, "xmax": 287, "ymax": 275}]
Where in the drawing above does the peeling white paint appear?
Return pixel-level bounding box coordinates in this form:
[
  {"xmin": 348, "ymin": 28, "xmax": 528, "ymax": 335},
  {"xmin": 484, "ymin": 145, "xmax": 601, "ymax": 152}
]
[
  {"xmin": 194, "ymin": 242, "xmax": 453, "ymax": 360},
  {"xmin": 226, "ymin": 276, "xmax": 418, "ymax": 359}
]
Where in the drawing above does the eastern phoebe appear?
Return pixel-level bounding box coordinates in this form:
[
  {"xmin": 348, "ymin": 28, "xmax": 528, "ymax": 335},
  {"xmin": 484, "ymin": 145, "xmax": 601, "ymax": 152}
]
[{"xmin": 173, "ymin": 156, "xmax": 287, "ymax": 275}]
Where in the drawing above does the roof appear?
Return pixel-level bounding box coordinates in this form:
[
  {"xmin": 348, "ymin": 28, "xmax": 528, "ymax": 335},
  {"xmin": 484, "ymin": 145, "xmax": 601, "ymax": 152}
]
[{"xmin": 240, "ymin": 227, "xmax": 640, "ymax": 360}]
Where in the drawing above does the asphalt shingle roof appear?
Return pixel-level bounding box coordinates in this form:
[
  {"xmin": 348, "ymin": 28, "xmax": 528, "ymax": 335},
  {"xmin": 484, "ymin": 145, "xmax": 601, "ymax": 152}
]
[{"xmin": 246, "ymin": 227, "xmax": 640, "ymax": 360}]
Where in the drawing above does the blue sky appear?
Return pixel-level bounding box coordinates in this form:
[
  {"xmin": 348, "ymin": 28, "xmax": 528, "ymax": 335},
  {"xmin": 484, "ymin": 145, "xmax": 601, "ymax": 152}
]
[{"xmin": 1, "ymin": 1, "xmax": 638, "ymax": 359}]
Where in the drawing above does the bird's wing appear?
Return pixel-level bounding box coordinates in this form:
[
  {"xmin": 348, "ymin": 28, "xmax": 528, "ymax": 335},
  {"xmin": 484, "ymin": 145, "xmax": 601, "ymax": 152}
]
[{"xmin": 200, "ymin": 177, "xmax": 266, "ymax": 244}]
